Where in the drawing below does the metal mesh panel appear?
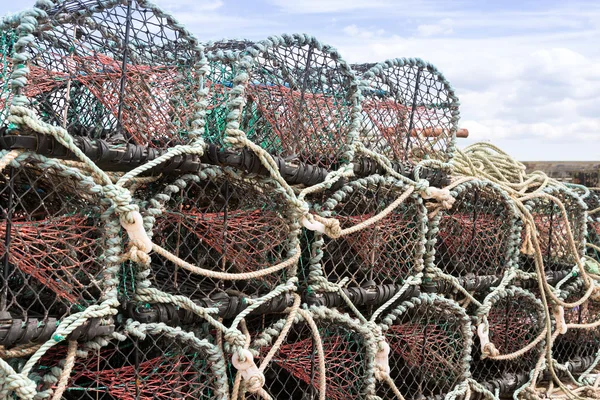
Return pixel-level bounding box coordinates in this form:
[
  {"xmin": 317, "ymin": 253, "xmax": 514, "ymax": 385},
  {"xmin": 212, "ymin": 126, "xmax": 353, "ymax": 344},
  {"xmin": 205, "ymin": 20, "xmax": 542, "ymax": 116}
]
[
  {"xmin": 523, "ymin": 187, "xmax": 587, "ymax": 272},
  {"xmin": 471, "ymin": 289, "xmax": 545, "ymax": 388},
  {"xmin": 15, "ymin": 0, "xmax": 204, "ymax": 147},
  {"xmin": 355, "ymin": 59, "xmax": 459, "ymax": 164},
  {"xmin": 307, "ymin": 176, "xmax": 427, "ymax": 292},
  {"xmin": 38, "ymin": 329, "xmax": 226, "ymax": 400},
  {"xmin": 554, "ymin": 280, "xmax": 600, "ymax": 366},
  {"xmin": 249, "ymin": 310, "xmax": 375, "ymax": 400},
  {"xmin": 231, "ymin": 34, "xmax": 360, "ymax": 170},
  {"xmin": 376, "ymin": 294, "xmax": 471, "ymax": 400},
  {"xmin": 139, "ymin": 167, "xmax": 299, "ymax": 302},
  {"xmin": 0, "ymin": 157, "xmax": 104, "ymax": 324},
  {"xmin": 432, "ymin": 180, "xmax": 521, "ymax": 278}
]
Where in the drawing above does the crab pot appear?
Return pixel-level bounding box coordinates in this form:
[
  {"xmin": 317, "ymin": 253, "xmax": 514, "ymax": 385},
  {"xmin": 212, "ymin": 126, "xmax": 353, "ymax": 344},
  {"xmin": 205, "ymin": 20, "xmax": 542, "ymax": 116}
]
[
  {"xmin": 137, "ymin": 167, "xmax": 300, "ymax": 305},
  {"xmin": 0, "ymin": 155, "xmax": 107, "ymax": 333},
  {"xmin": 9, "ymin": 0, "xmax": 204, "ymax": 148},
  {"xmin": 374, "ymin": 293, "xmax": 471, "ymax": 400},
  {"xmin": 226, "ymin": 34, "xmax": 360, "ymax": 171},
  {"xmin": 354, "ymin": 58, "xmax": 460, "ymax": 165},
  {"xmin": 554, "ymin": 280, "xmax": 600, "ymax": 366},
  {"xmin": 522, "ymin": 187, "xmax": 587, "ymax": 272},
  {"xmin": 471, "ymin": 288, "xmax": 545, "ymax": 392},
  {"xmin": 37, "ymin": 326, "xmax": 228, "ymax": 400},
  {"xmin": 306, "ymin": 175, "xmax": 427, "ymax": 313},
  {"xmin": 247, "ymin": 308, "xmax": 378, "ymax": 400},
  {"xmin": 431, "ymin": 180, "xmax": 521, "ymax": 280}
]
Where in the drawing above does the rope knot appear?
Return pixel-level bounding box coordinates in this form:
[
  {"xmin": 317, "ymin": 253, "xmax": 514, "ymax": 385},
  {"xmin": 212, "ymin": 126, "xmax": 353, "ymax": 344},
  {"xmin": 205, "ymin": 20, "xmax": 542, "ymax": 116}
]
[
  {"xmin": 552, "ymin": 305, "xmax": 567, "ymax": 335},
  {"xmin": 421, "ymin": 186, "xmax": 455, "ymax": 210},
  {"xmin": 4, "ymin": 373, "xmax": 37, "ymax": 400},
  {"xmin": 477, "ymin": 323, "xmax": 499, "ymax": 358},
  {"xmin": 306, "ymin": 214, "xmax": 342, "ymax": 238},
  {"xmin": 414, "ymin": 179, "xmax": 430, "ymax": 193},
  {"xmin": 231, "ymin": 349, "xmax": 265, "ymax": 393},
  {"xmin": 373, "ymin": 339, "xmax": 391, "ymax": 380}
]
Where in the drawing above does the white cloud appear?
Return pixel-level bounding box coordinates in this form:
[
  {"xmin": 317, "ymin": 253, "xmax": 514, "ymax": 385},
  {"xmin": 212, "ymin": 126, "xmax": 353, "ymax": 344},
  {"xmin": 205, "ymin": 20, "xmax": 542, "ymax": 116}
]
[
  {"xmin": 266, "ymin": 0, "xmax": 392, "ymax": 14},
  {"xmin": 417, "ymin": 18, "xmax": 454, "ymax": 37}
]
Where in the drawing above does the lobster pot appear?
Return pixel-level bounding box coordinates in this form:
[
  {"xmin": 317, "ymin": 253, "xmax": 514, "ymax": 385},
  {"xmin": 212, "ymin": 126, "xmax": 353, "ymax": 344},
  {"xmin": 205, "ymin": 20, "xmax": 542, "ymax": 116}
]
[
  {"xmin": 430, "ymin": 180, "xmax": 521, "ymax": 279},
  {"xmin": 226, "ymin": 34, "xmax": 360, "ymax": 171},
  {"xmin": 471, "ymin": 288, "xmax": 545, "ymax": 395},
  {"xmin": 522, "ymin": 186, "xmax": 587, "ymax": 272},
  {"xmin": 306, "ymin": 175, "xmax": 427, "ymax": 307},
  {"xmin": 139, "ymin": 167, "xmax": 300, "ymax": 304},
  {"xmin": 0, "ymin": 154, "xmax": 110, "ymax": 348},
  {"xmin": 10, "ymin": 0, "xmax": 204, "ymax": 147},
  {"xmin": 31, "ymin": 326, "xmax": 228, "ymax": 400},
  {"xmin": 355, "ymin": 58, "xmax": 459, "ymax": 165},
  {"xmin": 247, "ymin": 307, "xmax": 378, "ymax": 400},
  {"xmin": 554, "ymin": 280, "xmax": 600, "ymax": 368},
  {"xmin": 375, "ymin": 294, "xmax": 471, "ymax": 400}
]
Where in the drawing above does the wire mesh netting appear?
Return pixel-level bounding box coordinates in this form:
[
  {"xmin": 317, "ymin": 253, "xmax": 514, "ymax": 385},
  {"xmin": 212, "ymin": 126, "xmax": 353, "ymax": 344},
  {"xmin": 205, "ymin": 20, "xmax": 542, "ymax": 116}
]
[
  {"xmin": 229, "ymin": 34, "xmax": 360, "ymax": 170},
  {"xmin": 522, "ymin": 187, "xmax": 587, "ymax": 273},
  {"xmin": 0, "ymin": 156, "xmax": 105, "ymax": 325},
  {"xmin": 249, "ymin": 308, "xmax": 377, "ymax": 400},
  {"xmin": 471, "ymin": 288, "xmax": 546, "ymax": 392},
  {"xmin": 431, "ymin": 180, "xmax": 521, "ymax": 279},
  {"xmin": 355, "ymin": 59, "xmax": 459, "ymax": 165},
  {"xmin": 11, "ymin": 0, "xmax": 205, "ymax": 147},
  {"xmin": 137, "ymin": 167, "xmax": 300, "ymax": 303},
  {"xmin": 307, "ymin": 175, "xmax": 427, "ymax": 293},
  {"xmin": 376, "ymin": 294, "xmax": 472, "ymax": 400}
]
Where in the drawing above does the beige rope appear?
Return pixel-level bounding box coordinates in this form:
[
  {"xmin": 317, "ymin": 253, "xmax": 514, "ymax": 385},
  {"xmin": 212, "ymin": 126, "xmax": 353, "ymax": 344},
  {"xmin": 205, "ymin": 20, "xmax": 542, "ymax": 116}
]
[
  {"xmin": 258, "ymin": 294, "xmax": 301, "ymax": 373},
  {"xmin": 313, "ymin": 186, "xmax": 415, "ymax": 239},
  {"xmin": 0, "ymin": 150, "xmax": 22, "ymax": 173},
  {"xmin": 152, "ymin": 243, "xmax": 301, "ymax": 280},
  {"xmin": 297, "ymin": 309, "xmax": 326, "ymax": 400},
  {"xmin": 50, "ymin": 341, "xmax": 78, "ymax": 400},
  {"xmin": 0, "ymin": 343, "xmax": 42, "ymax": 359}
]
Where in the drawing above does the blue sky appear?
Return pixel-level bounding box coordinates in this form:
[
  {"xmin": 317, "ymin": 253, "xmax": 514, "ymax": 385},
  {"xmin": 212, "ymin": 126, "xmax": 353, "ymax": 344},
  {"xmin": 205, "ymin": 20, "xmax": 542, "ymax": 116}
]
[{"xmin": 2, "ymin": 0, "xmax": 599, "ymax": 160}]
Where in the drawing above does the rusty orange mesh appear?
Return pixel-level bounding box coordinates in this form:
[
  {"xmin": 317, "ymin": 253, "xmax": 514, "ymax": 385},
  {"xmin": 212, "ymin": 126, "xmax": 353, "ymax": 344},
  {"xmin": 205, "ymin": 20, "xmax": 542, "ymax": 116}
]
[
  {"xmin": 268, "ymin": 328, "xmax": 366, "ymax": 400},
  {"xmin": 339, "ymin": 212, "xmax": 419, "ymax": 278},
  {"xmin": 155, "ymin": 209, "xmax": 289, "ymax": 276},
  {"xmin": 246, "ymin": 85, "xmax": 349, "ymax": 166},
  {"xmin": 0, "ymin": 216, "xmax": 97, "ymax": 304}
]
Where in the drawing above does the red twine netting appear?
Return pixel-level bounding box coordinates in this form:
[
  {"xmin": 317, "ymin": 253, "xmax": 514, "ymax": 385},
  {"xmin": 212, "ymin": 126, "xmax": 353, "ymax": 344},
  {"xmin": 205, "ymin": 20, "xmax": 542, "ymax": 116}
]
[
  {"xmin": 67, "ymin": 352, "xmax": 212, "ymax": 399},
  {"xmin": 387, "ymin": 323, "xmax": 462, "ymax": 377},
  {"xmin": 154, "ymin": 209, "xmax": 289, "ymax": 276},
  {"xmin": 361, "ymin": 99, "xmax": 448, "ymax": 162},
  {"xmin": 247, "ymin": 85, "xmax": 348, "ymax": 165},
  {"xmin": 269, "ymin": 330, "xmax": 366, "ymax": 400},
  {"xmin": 72, "ymin": 54, "xmax": 197, "ymax": 146},
  {"xmin": 437, "ymin": 213, "xmax": 507, "ymax": 276},
  {"xmin": 338, "ymin": 212, "xmax": 420, "ymax": 279},
  {"xmin": 0, "ymin": 215, "xmax": 97, "ymax": 303}
]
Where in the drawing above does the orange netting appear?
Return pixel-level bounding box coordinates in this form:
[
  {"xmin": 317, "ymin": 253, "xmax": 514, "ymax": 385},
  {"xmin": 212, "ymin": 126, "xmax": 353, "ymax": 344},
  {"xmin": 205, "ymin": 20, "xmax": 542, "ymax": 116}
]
[
  {"xmin": 154, "ymin": 209, "xmax": 289, "ymax": 275},
  {"xmin": 271, "ymin": 333, "xmax": 365, "ymax": 400},
  {"xmin": 340, "ymin": 212, "xmax": 417, "ymax": 277},
  {"xmin": 247, "ymin": 84, "xmax": 348, "ymax": 167},
  {"xmin": 0, "ymin": 215, "xmax": 97, "ymax": 303}
]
